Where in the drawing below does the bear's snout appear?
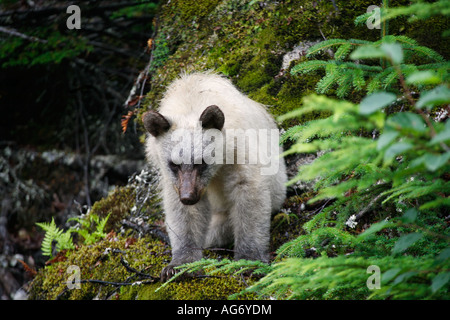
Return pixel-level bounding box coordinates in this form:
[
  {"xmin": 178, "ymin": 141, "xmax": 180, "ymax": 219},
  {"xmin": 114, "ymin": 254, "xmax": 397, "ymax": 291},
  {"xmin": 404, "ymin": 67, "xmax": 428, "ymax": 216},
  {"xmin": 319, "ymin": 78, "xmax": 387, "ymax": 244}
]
[{"xmin": 178, "ymin": 169, "xmax": 201, "ymax": 205}]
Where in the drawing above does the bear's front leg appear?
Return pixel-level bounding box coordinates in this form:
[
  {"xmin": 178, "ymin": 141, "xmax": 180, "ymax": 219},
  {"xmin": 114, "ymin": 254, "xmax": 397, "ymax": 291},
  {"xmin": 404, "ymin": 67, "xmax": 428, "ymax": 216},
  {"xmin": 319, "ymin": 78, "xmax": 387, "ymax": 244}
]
[
  {"xmin": 160, "ymin": 188, "xmax": 210, "ymax": 281},
  {"xmin": 228, "ymin": 175, "xmax": 272, "ymax": 263}
]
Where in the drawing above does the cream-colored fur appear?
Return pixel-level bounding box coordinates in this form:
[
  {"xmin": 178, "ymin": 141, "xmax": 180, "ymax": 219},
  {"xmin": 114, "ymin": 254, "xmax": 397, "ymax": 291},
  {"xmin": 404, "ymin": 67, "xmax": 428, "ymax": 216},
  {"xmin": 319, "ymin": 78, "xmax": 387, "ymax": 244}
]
[{"xmin": 144, "ymin": 72, "xmax": 287, "ymax": 280}]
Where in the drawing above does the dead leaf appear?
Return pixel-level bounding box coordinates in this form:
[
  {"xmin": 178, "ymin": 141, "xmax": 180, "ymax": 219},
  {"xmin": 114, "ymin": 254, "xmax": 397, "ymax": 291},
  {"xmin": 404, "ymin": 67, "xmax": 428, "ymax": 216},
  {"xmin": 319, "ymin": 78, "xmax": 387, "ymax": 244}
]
[{"xmin": 121, "ymin": 110, "xmax": 135, "ymax": 134}]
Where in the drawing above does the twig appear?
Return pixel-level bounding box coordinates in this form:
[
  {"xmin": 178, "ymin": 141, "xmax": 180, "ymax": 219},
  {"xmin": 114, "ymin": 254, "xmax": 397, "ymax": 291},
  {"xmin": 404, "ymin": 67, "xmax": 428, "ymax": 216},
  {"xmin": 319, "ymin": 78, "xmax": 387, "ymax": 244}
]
[
  {"xmin": 56, "ymin": 277, "xmax": 155, "ymax": 299},
  {"xmin": 78, "ymin": 279, "xmax": 154, "ymax": 286},
  {"xmin": 75, "ymin": 87, "xmax": 92, "ymax": 207},
  {"xmin": 121, "ymin": 219, "xmax": 170, "ymax": 244},
  {"xmin": 0, "ymin": 26, "xmax": 48, "ymax": 43},
  {"xmin": 120, "ymin": 256, "xmax": 159, "ymax": 281},
  {"xmin": 355, "ymin": 193, "xmax": 384, "ymax": 221},
  {"xmin": 123, "ymin": 16, "xmax": 159, "ymax": 109}
]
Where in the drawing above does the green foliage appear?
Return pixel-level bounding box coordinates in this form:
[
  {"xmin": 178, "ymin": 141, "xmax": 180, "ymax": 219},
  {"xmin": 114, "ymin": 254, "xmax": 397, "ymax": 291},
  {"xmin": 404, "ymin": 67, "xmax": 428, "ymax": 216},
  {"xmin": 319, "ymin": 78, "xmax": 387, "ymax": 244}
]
[
  {"xmin": 0, "ymin": 30, "xmax": 93, "ymax": 67},
  {"xmin": 171, "ymin": 31, "xmax": 449, "ymax": 299},
  {"xmin": 374, "ymin": 0, "xmax": 450, "ymax": 34},
  {"xmin": 291, "ymin": 35, "xmax": 447, "ymax": 98},
  {"xmin": 149, "ymin": 31, "xmax": 170, "ymax": 73},
  {"xmin": 284, "ymin": 38, "xmax": 450, "ymax": 206},
  {"xmin": 68, "ymin": 213, "xmax": 111, "ymax": 245},
  {"xmin": 244, "ymin": 253, "xmax": 449, "ymax": 300},
  {"xmin": 275, "ymin": 22, "xmax": 450, "ymax": 298},
  {"xmin": 277, "ymin": 227, "xmax": 356, "ymax": 258},
  {"xmin": 253, "ymin": 2, "xmax": 450, "ymax": 300},
  {"xmin": 36, "ymin": 218, "xmax": 75, "ymax": 258},
  {"xmin": 36, "ymin": 213, "xmax": 110, "ymax": 258}
]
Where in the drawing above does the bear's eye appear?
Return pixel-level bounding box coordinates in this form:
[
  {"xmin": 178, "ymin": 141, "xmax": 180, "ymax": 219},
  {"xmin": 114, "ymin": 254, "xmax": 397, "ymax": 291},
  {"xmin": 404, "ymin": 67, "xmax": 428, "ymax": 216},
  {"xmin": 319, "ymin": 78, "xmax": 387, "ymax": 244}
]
[{"xmin": 168, "ymin": 161, "xmax": 179, "ymax": 172}]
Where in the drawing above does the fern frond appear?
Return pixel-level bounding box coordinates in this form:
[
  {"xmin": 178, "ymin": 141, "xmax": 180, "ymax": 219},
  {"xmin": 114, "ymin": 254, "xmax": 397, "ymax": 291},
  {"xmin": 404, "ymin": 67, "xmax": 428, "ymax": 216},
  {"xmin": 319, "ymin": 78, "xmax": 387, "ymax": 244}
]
[
  {"xmin": 96, "ymin": 213, "xmax": 110, "ymax": 235},
  {"xmin": 56, "ymin": 231, "xmax": 75, "ymax": 252},
  {"xmin": 36, "ymin": 218, "xmax": 74, "ymax": 257},
  {"xmin": 68, "ymin": 213, "xmax": 110, "ymax": 245},
  {"xmin": 36, "ymin": 218, "xmax": 59, "ymax": 257}
]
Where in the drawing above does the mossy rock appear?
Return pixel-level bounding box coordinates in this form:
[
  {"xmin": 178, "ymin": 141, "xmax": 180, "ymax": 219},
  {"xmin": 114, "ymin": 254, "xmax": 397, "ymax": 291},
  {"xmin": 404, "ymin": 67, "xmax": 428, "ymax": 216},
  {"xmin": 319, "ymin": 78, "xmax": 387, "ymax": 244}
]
[
  {"xmin": 89, "ymin": 185, "xmax": 136, "ymax": 232},
  {"xmin": 27, "ymin": 175, "xmax": 301, "ymax": 300},
  {"xmin": 120, "ymin": 275, "xmax": 255, "ymax": 300},
  {"xmin": 28, "ymin": 236, "xmax": 171, "ymax": 300},
  {"xmin": 29, "ymin": 0, "xmax": 450, "ymax": 301},
  {"xmin": 28, "ymin": 233, "xmax": 257, "ymax": 300},
  {"xmin": 138, "ymin": 0, "xmax": 448, "ymax": 131},
  {"xmin": 28, "ymin": 182, "xmax": 261, "ymax": 300}
]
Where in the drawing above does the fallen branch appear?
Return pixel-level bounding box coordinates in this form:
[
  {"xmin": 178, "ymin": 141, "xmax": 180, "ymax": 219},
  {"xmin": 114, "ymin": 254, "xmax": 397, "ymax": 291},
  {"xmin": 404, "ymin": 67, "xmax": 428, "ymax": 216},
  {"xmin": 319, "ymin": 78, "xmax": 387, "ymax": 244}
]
[
  {"xmin": 0, "ymin": 26, "xmax": 48, "ymax": 43},
  {"xmin": 121, "ymin": 219, "xmax": 170, "ymax": 244},
  {"xmin": 355, "ymin": 193, "xmax": 384, "ymax": 221},
  {"xmin": 79, "ymin": 279, "xmax": 154, "ymax": 286},
  {"xmin": 119, "ymin": 256, "xmax": 159, "ymax": 281}
]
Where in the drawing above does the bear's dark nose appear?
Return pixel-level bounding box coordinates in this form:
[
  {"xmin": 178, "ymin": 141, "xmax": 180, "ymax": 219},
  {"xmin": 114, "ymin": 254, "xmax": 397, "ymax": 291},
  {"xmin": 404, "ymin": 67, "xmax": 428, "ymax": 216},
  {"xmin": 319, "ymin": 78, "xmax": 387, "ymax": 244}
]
[
  {"xmin": 180, "ymin": 194, "xmax": 200, "ymax": 205},
  {"xmin": 178, "ymin": 169, "xmax": 200, "ymax": 205}
]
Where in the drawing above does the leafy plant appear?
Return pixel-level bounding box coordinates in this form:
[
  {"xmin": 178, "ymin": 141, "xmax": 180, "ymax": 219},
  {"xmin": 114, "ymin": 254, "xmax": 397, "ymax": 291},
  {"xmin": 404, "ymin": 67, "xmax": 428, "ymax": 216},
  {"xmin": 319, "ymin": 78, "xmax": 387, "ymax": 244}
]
[
  {"xmin": 36, "ymin": 213, "xmax": 110, "ymax": 258},
  {"xmin": 290, "ymin": 0, "xmax": 449, "ymax": 99},
  {"xmin": 36, "ymin": 218, "xmax": 75, "ymax": 258},
  {"xmin": 354, "ymin": 0, "xmax": 450, "ymax": 37},
  {"xmin": 290, "ymin": 35, "xmax": 447, "ymax": 98},
  {"xmin": 68, "ymin": 213, "xmax": 111, "ymax": 245},
  {"xmin": 273, "ymin": 13, "xmax": 450, "ymax": 298},
  {"xmin": 168, "ymin": 2, "xmax": 450, "ymax": 300}
]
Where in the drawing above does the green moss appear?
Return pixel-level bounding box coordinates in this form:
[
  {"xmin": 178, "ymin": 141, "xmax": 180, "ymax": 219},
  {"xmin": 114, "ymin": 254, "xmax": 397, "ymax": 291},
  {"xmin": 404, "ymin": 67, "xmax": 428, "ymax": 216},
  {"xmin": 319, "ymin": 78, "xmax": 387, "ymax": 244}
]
[
  {"xmin": 89, "ymin": 186, "xmax": 136, "ymax": 231},
  {"xmin": 120, "ymin": 276, "xmax": 255, "ymax": 300},
  {"xmin": 171, "ymin": 0, "xmax": 223, "ymax": 23},
  {"xmin": 31, "ymin": 0, "xmax": 450, "ymax": 300},
  {"xmin": 30, "ymin": 219, "xmax": 256, "ymax": 300},
  {"xmin": 28, "ymin": 236, "xmax": 170, "ymax": 300},
  {"xmin": 149, "ymin": 32, "xmax": 170, "ymax": 73},
  {"xmin": 139, "ymin": 0, "xmax": 448, "ymax": 130}
]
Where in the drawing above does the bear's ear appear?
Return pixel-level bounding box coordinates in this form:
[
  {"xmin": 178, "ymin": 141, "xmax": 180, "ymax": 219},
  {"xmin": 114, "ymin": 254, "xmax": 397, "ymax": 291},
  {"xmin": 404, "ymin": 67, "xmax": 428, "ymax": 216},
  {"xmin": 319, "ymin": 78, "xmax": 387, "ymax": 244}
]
[
  {"xmin": 199, "ymin": 105, "xmax": 225, "ymax": 131},
  {"xmin": 142, "ymin": 111, "xmax": 171, "ymax": 137}
]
